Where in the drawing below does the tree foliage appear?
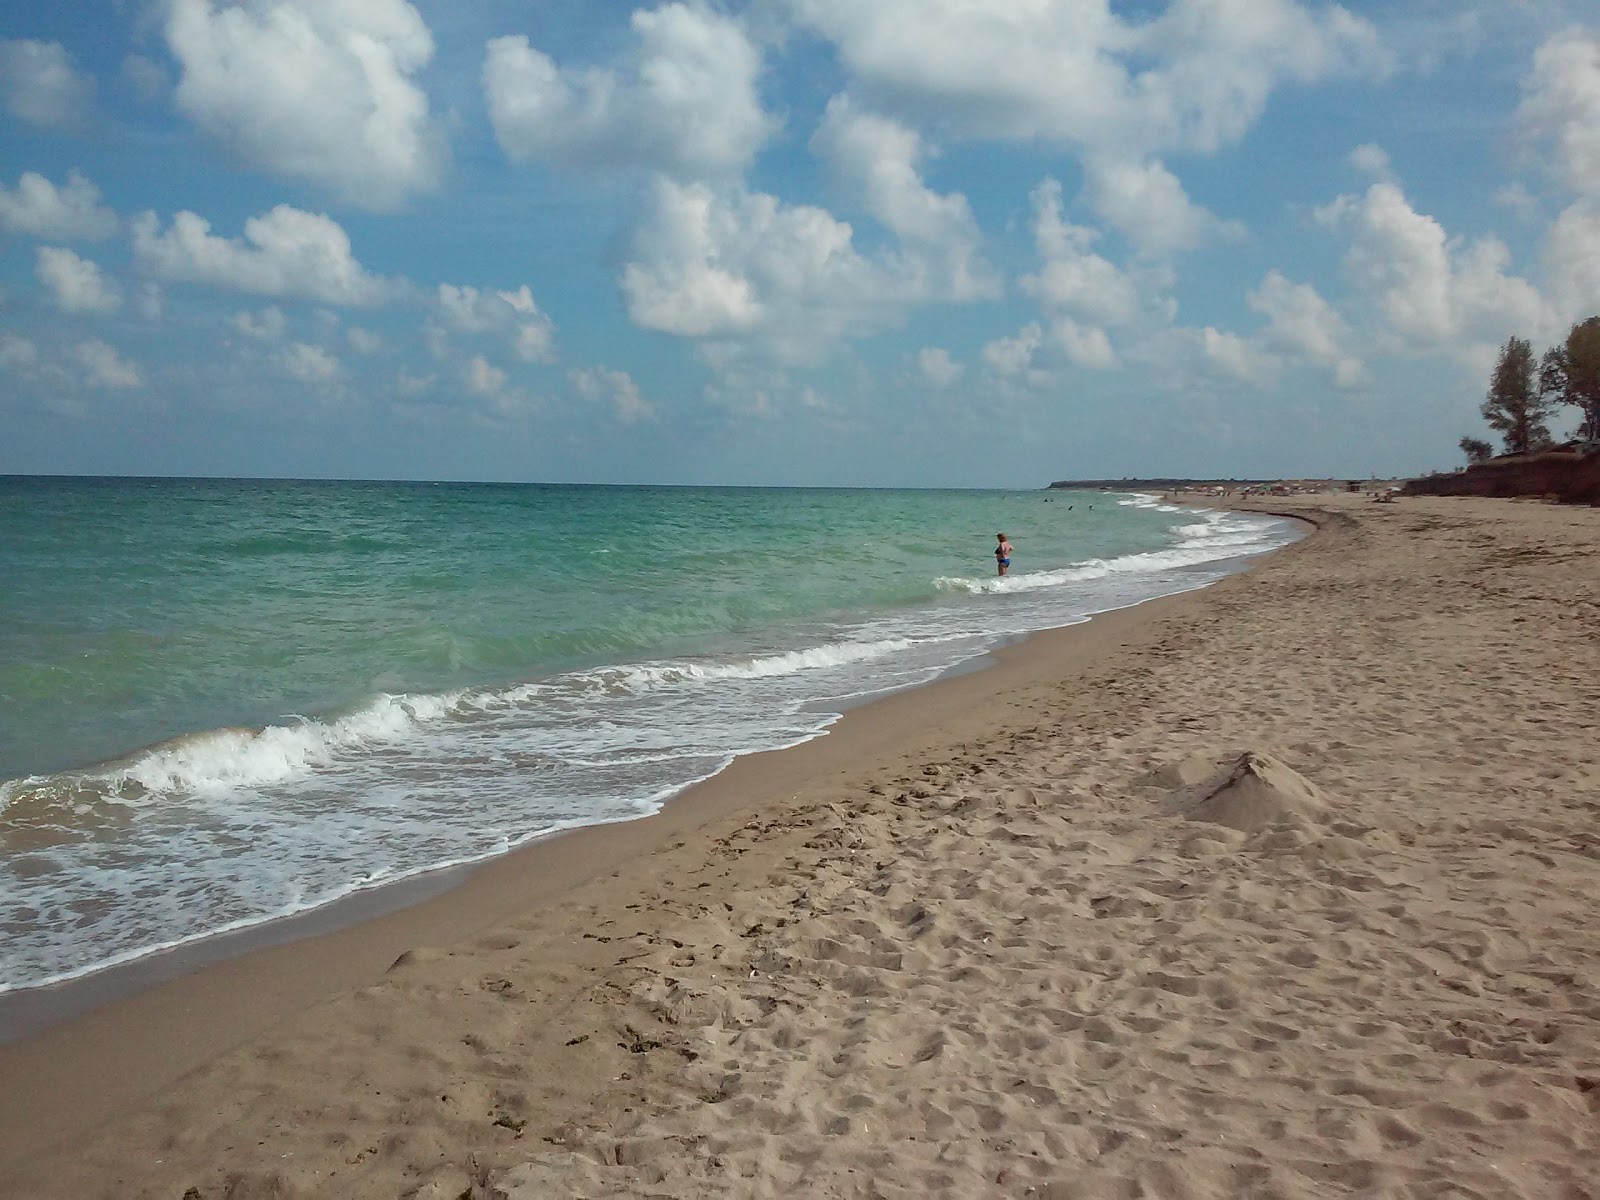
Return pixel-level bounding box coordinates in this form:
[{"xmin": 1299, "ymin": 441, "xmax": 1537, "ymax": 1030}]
[
  {"xmin": 1458, "ymin": 436, "xmax": 1494, "ymax": 464},
  {"xmin": 1540, "ymin": 316, "xmax": 1600, "ymax": 441},
  {"xmin": 1481, "ymin": 335, "xmax": 1555, "ymax": 455}
]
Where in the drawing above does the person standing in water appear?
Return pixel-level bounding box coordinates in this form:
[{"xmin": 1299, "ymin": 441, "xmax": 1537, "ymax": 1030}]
[{"xmin": 995, "ymin": 532, "xmax": 1013, "ymax": 577}]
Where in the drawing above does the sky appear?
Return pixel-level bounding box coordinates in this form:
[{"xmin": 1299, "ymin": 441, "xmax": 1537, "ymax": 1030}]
[{"xmin": 1, "ymin": 1, "xmax": 1598, "ymax": 488}]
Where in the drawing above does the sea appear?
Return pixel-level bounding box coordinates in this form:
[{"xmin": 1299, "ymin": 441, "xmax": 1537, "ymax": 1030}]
[{"xmin": 0, "ymin": 477, "xmax": 1299, "ymax": 994}]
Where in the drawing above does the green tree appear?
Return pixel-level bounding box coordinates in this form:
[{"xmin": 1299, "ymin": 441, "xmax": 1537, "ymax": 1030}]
[
  {"xmin": 1481, "ymin": 335, "xmax": 1554, "ymax": 454},
  {"xmin": 1459, "ymin": 436, "xmax": 1494, "ymax": 464},
  {"xmin": 1540, "ymin": 316, "xmax": 1600, "ymax": 441}
]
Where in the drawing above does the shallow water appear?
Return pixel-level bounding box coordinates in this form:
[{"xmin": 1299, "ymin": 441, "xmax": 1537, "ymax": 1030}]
[{"xmin": 0, "ymin": 478, "xmax": 1298, "ymax": 990}]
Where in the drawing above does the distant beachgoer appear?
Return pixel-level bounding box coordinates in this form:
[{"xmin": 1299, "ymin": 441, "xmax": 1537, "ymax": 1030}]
[{"xmin": 995, "ymin": 533, "xmax": 1013, "ymax": 576}]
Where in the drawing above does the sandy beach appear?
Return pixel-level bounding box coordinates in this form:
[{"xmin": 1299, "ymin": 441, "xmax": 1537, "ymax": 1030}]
[{"xmin": 2, "ymin": 492, "xmax": 1597, "ymax": 1199}]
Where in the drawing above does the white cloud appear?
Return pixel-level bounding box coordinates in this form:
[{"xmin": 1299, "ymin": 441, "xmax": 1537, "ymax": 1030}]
[
  {"xmin": 784, "ymin": 0, "xmax": 1383, "ymax": 158},
  {"xmin": 982, "ymin": 322, "xmax": 1043, "ymax": 378},
  {"xmin": 1542, "ymin": 200, "xmax": 1600, "ymax": 327},
  {"xmin": 620, "ymin": 177, "xmax": 986, "ymax": 362},
  {"xmin": 0, "ymin": 39, "xmax": 94, "ymax": 130},
  {"xmin": 132, "ymin": 205, "xmax": 396, "ymax": 305},
  {"xmin": 916, "ymin": 346, "xmax": 962, "ymax": 387},
  {"xmin": 1082, "ymin": 154, "xmax": 1242, "ymax": 256},
  {"xmin": 347, "ymin": 327, "xmax": 382, "ymax": 354},
  {"xmin": 37, "ymin": 247, "xmax": 121, "ymax": 313},
  {"xmin": 0, "ymin": 333, "xmax": 38, "ymax": 372},
  {"xmin": 1247, "ymin": 269, "xmax": 1364, "ymax": 385},
  {"xmin": 231, "ymin": 306, "xmax": 288, "ymax": 340},
  {"xmin": 1316, "ymin": 181, "xmax": 1546, "ymax": 352},
  {"xmin": 76, "ymin": 339, "xmax": 144, "ymax": 389},
  {"xmin": 1518, "ymin": 28, "xmax": 1600, "ymax": 198},
  {"xmin": 279, "ymin": 341, "xmax": 340, "ymax": 382},
  {"xmin": 435, "ymin": 283, "xmax": 555, "ymax": 362},
  {"xmin": 1019, "ymin": 178, "xmax": 1141, "ymax": 326},
  {"xmin": 811, "ymin": 97, "xmax": 996, "ymax": 298},
  {"xmin": 571, "ymin": 365, "xmax": 655, "ymax": 423},
  {"xmin": 1347, "ymin": 142, "xmax": 1391, "ymax": 177},
  {"xmin": 164, "ymin": 0, "xmax": 443, "ymax": 208},
  {"xmin": 485, "ymin": 4, "xmax": 774, "ymax": 176},
  {"xmin": 0, "ymin": 171, "xmax": 118, "ymax": 240},
  {"xmin": 465, "ymin": 355, "xmax": 506, "ymax": 396},
  {"xmin": 1201, "ymin": 325, "xmax": 1275, "ymax": 384},
  {"xmin": 511, "ymin": 322, "xmax": 554, "ymax": 363},
  {"xmin": 395, "ymin": 366, "xmax": 433, "ymax": 396},
  {"xmin": 1052, "ymin": 317, "xmax": 1117, "ymax": 370}
]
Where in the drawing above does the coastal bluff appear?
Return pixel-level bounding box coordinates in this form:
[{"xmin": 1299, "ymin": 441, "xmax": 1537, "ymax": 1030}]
[{"xmin": 1403, "ymin": 444, "xmax": 1600, "ymax": 504}]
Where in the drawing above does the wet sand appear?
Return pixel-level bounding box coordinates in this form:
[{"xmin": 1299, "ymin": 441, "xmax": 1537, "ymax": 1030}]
[{"xmin": 2, "ymin": 493, "xmax": 1597, "ymax": 1198}]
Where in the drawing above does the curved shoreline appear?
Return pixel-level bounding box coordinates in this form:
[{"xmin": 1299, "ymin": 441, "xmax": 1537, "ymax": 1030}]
[
  {"xmin": 0, "ymin": 505, "xmax": 1313, "ymax": 1170},
  {"xmin": 0, "ymin": 505, "xmax": 1303, "ymax": 1031},
  {"xmin": 10, "ymin": 493, "xmax": 1595, "ymax": 1197},
  {"xmin": 1, "ymin": 501, "xmax": 1297, "ymax": 1006}
]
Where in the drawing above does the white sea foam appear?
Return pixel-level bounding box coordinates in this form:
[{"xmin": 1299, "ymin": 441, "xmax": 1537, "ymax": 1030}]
[
  {"xmin": 0, "ymin": 497, "xmax": 1301, "ymax": 994},
  {"xmin": 0, "ymin": 692, "xmax": 469, "ymax": 809},
  {"xmin": 936, "ymin": 505, "xmax": 1279, "ymax": 597}
]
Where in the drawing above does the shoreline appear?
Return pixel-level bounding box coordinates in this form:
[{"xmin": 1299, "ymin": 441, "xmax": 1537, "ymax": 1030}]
[
  {"xmin": 0, "ymin": 507, "xmax": 1302, "ymax": 1043},
  {"xmin": 0, "ymin": 506, "xmax": 1308, "ymax": 1171},
  {"xmin": 11, "ymin": 492, "xmax": 1592, "ymax": 1198}
]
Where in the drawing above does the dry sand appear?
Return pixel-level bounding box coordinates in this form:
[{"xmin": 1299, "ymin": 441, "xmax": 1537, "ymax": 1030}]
[{"xmin": 2, "ymin": 493, "xmax": 1597, "ymax": 1199}]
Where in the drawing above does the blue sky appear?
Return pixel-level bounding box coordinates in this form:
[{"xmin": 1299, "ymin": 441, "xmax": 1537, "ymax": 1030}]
[{"xmin": 2, "ymin": 1, "xmax": 1597, "ymax": 487}]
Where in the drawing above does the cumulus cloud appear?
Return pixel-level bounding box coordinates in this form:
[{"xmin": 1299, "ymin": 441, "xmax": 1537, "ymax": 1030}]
[
  {"xmin": 0, "ymin": 171, "xmax": 118, "ymax": 240},
  {"xmin": 0, "ymin": 39, "xmax": 94, "ymax": 129},
  {"xmin": 347, "ymin": 327, "xmax": 381, "ymax": 354},
  {"xmin": 1052, "ymin": 316, "xmax": 1117, "ymax": 370},
  {"xmin": 621, "ymin": 176, "xmax": 990, "ymax": 362},
  {"xmin": 37, "ymin": 247, "xmax": 121, "ymax": 313},
  {"xmin": 164, "ymin": 0, "xmax": 443, "ymax": 208},
  {"xmin": 279, "ymin": 341, "xmax": 340, "ymax": 382},
  {"xmin": 620, "ymin": 179, "xmax": 859, "ymax": 354},
  {"xmin": 784, "ymin": 0, "xmax": 1383, "ymax": 158},
  {"xmin": 1347, "ymin": 142, "xmax": 1391, "ymax": 177},
  {"xmin": 1247, "ymin": 269, "xmax": 1365, "ymax": 385},
  {"xmin": 1200, "ymin": 325, "xmax": 1275, "ymax": 384},
  {"xmin": 485, "ymin": 3, "xmax": 774, "ymax": 176},
  {"xmin": 435, "ymin": 283, "xmax": 555, "ymax": 362},
  {"xmin": 1316, "ymin": 181, "xmax": 1546, "ymax": 353},
  {"xmin": 231, "ymin": 306, "xmax": 288, "ymax": 340},
  {"xmin": 1542, "ymin": 200, "xmax": 1600, "ymax": 327},
  {"xmin": 1019, "ymin": 178, "xmax": 1141, "ymax": 327},
  {"xmin": 1082, "ymin": 154, "xmax": 1242, "ymax": 256},
  {"xmin": 810, "ymin": 97, "xmax": 996, "ymax": 299},
  {"xmin": 982, "ymin": 322, "xmax": 1044, "ymax": 379},
  {"xmin": 571, "ymin": 365, "xmax": 655, "ymax": 423},
  {"xmin": 0, "ymin": 332, "xmax": 39, "ymax": 372},
  {"xmin": 132, "ymin": 205, "xmax": 396, "ymax": 305},
  {"xmin": 1517, "ymin": 28, "xmax": 1600, "ymax": 198},
  {"xmin": 76, "ymin": 339, "xmax": 144, "ymax": 388},
  {"xmin": 916, "ymin": 346, "xmax": 962, "ymax": 387},
  {"xmin": 465, "ymin": 354, "xmax": 506, "ymax": 396}
]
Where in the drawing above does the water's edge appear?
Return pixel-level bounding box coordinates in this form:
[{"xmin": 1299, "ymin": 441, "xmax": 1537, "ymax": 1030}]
[{"xmin": 0, "ymin": 508, "xmax": 1309, "ymax": 1041}]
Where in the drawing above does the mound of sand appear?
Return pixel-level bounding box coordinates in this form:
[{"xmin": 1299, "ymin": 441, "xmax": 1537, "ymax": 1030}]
[
  {"xmin": 1179, "ymin": 750, "xmax": 1325, "ymax": 833},
  {"xmin": 1137, "ymin": 750, "xmax": 1224, "ymax": 790}
]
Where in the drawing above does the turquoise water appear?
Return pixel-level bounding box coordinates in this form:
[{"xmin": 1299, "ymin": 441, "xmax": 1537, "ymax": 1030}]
[{"xmin": 0, "ymin": 477, "xmax": 1297, "ymax": 991}]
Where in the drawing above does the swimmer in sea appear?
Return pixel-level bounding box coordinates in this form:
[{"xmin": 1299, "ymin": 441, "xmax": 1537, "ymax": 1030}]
[{"xmin": 995, "ymin": 532, "xmax": 1013, "ymax": 577}]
